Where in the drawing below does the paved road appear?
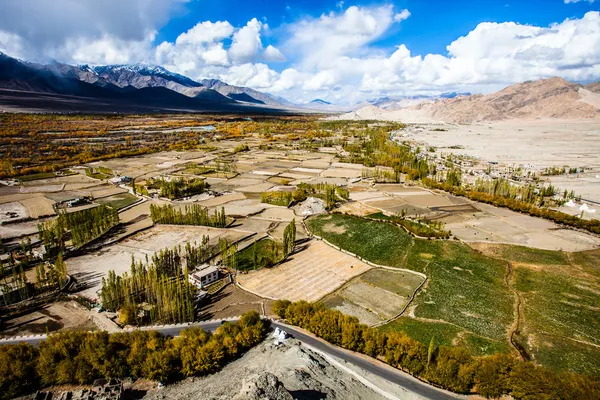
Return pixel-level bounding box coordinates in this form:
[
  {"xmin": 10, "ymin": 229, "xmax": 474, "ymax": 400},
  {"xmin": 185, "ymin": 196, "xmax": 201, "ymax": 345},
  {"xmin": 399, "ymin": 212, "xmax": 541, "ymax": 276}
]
[
  {"xmin": 271, "ymin": 322, "xmax": 462, "ymax": 400},
  {"xmin": 0, "ymin": 318, "xmax": 461, "ymax": 400}
]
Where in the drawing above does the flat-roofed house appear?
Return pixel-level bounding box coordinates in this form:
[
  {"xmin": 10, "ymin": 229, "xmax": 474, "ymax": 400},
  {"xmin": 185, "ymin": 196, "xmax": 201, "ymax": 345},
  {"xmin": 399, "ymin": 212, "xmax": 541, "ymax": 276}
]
[{"xmin": 188, "ymin": 264, "xmax": 219, "ymax": 288}]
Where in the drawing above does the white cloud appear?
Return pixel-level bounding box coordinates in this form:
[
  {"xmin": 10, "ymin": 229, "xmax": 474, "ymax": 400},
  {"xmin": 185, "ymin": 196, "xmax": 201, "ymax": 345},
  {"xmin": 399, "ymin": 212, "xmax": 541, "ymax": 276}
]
[
  {"xmin": 229, "ymin": 18, "xmax": 263, "ymax": 63},
  {"xmin": 564, "ymin": 0, "xmax": 595, "ymax": 3},
  {"xmin": 0, "ymin": 31, "xmax": 25, "ymax": 59},
  {"xmin": 221, "ymin": 63, "xmax": 278, "ymax": 88},
  {"xmin": 263, "ymin": 45, "xmax": 286, "ymax": 62},
  {"xmin": 394, "ymin": 9, "xmax": 411, "ymax": 22},
  {"xmin": 0, "ymin": 0, "xmax": 185, "ymax": 61},
  {"xmin": 175, "ymin": 21, "xmax": 234, "ymax": 45},
  {"xmin": 201, "ymin": 44, "xmax": 230, "ymax": 66},
  {"xmin": 285, "ymin": 5, "xmax": 405, "ymax": 69}
]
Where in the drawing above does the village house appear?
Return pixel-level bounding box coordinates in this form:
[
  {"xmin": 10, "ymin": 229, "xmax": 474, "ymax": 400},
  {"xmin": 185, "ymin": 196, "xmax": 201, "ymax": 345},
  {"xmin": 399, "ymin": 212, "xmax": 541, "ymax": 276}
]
[{"xmin": 188, "ymin": 264, "xmax": 220, "ymax": 289}]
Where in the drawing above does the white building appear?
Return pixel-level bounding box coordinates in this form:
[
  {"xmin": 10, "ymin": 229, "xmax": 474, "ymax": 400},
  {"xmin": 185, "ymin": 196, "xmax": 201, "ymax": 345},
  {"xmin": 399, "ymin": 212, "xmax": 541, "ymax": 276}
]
[
  {"xmin": 108, "ymin": 176, "xmax": 132, "ymax": 185},
  {"xmin": 188, "ymin": 264, "xmax": 219, "ymax": 288}
]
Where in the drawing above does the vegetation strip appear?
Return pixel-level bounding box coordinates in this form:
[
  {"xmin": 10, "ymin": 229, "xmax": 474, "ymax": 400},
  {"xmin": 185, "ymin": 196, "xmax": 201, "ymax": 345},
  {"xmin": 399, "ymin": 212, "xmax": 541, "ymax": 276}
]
[
  {"xmin": 273, "ymin": 300, "xmax": 600, "ymax": 399},
  {"xmin": 0, "ymin": 312, "xmax": 268, "ymax": 400}
]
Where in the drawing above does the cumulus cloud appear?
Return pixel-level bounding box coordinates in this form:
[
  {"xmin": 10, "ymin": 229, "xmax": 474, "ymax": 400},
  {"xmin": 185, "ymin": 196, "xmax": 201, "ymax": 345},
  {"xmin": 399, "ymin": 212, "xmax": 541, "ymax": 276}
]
[
  {"xmin": 151, "ymin": 15, "xmax": 284, "ymax": 81},
  {"xmin": 175, "ymin": 21, "xmax": 234, "ymax": 45},
  {"xmin": 394, "ymin": 9, "xmax": 411, "ymax": 22},
  {"xmin": 229, "ymin": 18, "xmax": 263, "ymax": 63},
  {"xmin": 263, "ymin": 45, "xmax": 286, "ymax": 62},
  {"xmin": 285, "ymin": 5, "xmax": 404, "ymax": 69},
  {"xmin": 0, "ymin": 2, "xmax": 599, "ymax": 104},
  {"xmin": 0, "ymin": 0, "xmax": 185, "ymax": 62}
]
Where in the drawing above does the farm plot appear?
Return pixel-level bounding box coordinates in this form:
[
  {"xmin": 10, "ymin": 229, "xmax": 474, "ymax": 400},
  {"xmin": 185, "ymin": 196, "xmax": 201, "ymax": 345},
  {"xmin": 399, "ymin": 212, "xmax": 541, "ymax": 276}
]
[
  {"xmin": 237, "ymin": 239, "xmax": 371, "ymax": 302},
  {"xmin": 20, "ymin": 184, "xmax": 64, "ymax": 193},
  {"xmin": 322, "ymin": 269, "xmax": 425, "ymax": 326},
  {"xmin": 306, "ymin": 213, "xmax": 413, "ymax": 268},
  {"xmin": 19, "ymin": 196, "xmax": 55, "ymax": 218},
  {"xmin": 363, "ymin": 197, "xmax": 431, "ymax": 216},
  {"xmin": 90, "ymin": 186, "xmax": 128, "ymax": 199},
  {"xmin": 95, "ymin": 193, "xmax": 140, "ymax": 210},
  {"xmin": 308, "ymin": 214, "xmax": 514, "ymax": 356},
  {"xmin": 0, "ymin": 301, "xmax": 99, "ymax": 338},
  {"xmin": 445, "ymin": 202, "xmax": 600, "ymax": 251},
  {"xmin": 67, "ymin": 225, "xmax": 253, "ymax": 300},
  {"xmin": 513, "ymin": 260, "xmax": 600, "ymax": 375},
  {"xmin": 0, "ymin": 202, "xmax": 28, "ymax": 223}
]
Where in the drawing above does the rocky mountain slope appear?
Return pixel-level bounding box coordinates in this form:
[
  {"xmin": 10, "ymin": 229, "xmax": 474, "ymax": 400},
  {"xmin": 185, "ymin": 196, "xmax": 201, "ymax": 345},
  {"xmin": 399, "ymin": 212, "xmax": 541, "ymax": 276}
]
[
  {"xmin": 585, "ymin": 82, "xmax": 600, "ymax": 93},
  {"xmin": 336, "ymin": 77, "xmax": 600, "ymax": 123},
  {"xmin": 0, "ymin": 52, "xmax": 294, "ymax": 112}
]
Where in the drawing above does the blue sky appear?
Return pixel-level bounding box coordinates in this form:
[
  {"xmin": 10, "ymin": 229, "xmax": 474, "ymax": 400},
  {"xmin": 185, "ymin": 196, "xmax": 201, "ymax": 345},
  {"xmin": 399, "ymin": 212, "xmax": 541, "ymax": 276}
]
[
  {"xmin": 0, "ymin": 0, "xmax": 599, "ymax": 103},
  {"xmin": 158, "ymin": 0, "xmax": 598, "ymax": 58}
]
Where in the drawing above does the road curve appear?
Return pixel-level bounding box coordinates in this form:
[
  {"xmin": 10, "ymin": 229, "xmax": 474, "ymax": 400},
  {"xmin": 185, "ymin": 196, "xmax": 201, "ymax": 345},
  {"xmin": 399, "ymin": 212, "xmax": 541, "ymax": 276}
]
[
  {"xmin": 271, "ymin": 321, "xmax": 462, "ymax": 400},
  {"xmin": 0, "ymin": 318, "xmax": 462, "ymax": 400}
]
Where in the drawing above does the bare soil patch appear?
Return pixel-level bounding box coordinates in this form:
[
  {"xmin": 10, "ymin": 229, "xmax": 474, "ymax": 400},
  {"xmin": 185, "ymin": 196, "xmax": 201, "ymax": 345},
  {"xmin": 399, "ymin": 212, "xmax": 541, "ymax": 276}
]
[
  {"xmin": 237, "ymin": 240, "xmax": 371, "ymax": 302},
  {"xmin": 0, "ymin": 301, "xmax": 99, "ymax": 337},
  {"xmin": 0, "ymin": 201, "xmax": 28, "ymax": 223},
  {"xmin": 67, "ymin": 225, "xmax": 252, "ymax": 300},
  {"xmin": 20, "ymin": 196, "xmax": 56, "ymax": 218}
]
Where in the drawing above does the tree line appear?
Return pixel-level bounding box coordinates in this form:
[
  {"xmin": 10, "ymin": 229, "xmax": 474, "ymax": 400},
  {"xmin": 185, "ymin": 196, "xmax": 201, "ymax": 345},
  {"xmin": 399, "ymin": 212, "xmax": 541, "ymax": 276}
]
[
  {"xmin": 261, "ymin": 191, "xmax": 293, "ymax": 206},
  {"xmin": 365, "ymin": 212, "xmax": 450, "ymax": 239},
  {"xmin": 147, "ymin": 177, "xmax": 209, "ymax": 200},
  {"xmin": 149, "ymin": 204, "xmax": 227, "ymax": 227},
  {"xmin": 0, "ymin": 312, "xmax": 268, "ymax": 400},
  {"xmin": 273, "ymin": 300, "xmax": 600, "ymax": 399},
  {"xmin": 340, "ymin": 123, "xmax": 434, "ymax": 182},
  {"xmin": 0, "ymin": 251, "xmax": 67, "ymax": 308},
  {"xmin": 100, "ymin": 242, "xmax": 215, "ymax": 325},
  {"xmin": 37, "ymin": 205, "xmax": 119, "ymax": 252},
  {"xmin": 423, "ymin": 178, "xmax": 600, "ymax": 234},
  {"xmin": 293, "ymin": 183, "xmax": 349, "ymax": 209}
]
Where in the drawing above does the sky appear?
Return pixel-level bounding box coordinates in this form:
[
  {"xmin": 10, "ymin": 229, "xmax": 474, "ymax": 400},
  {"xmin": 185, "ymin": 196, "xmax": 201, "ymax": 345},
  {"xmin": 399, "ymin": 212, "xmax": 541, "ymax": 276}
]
[{"xmin": 0, "ymin": 0, "xmax": 599, "ymax": 104}]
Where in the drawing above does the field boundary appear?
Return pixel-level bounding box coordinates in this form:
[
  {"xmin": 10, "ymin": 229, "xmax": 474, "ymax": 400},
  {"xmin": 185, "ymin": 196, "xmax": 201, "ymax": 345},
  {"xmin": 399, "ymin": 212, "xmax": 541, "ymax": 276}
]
[
  {"xmin": 301, "ymin": 219, "xmax": 427, "ymax": 279},
  {"xmin": 371, "ymin": 274, "xmax": 428, "ymax": 328}
]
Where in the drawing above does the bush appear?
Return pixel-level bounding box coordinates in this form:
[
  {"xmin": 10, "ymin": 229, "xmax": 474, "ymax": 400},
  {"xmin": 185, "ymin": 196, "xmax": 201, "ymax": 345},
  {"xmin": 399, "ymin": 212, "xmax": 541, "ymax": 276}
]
[
  {"xmin": 0, "ymin": 311, "xmax": 268, "ymax": 399},
  {"xmin": 275, "ymin": 300, "xmax": 600, "ymax": 399},
  {"xmin": 0, "ymin": 343, "xmax": 39, "ymax": 399}
]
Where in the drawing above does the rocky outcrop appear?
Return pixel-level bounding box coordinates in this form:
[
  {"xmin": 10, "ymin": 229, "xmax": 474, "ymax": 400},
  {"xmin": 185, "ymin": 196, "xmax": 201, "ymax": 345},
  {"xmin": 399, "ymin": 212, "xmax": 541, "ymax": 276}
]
[{"xmin": 233, "ymin": 373, "xmax": 294, "ymax": 400}]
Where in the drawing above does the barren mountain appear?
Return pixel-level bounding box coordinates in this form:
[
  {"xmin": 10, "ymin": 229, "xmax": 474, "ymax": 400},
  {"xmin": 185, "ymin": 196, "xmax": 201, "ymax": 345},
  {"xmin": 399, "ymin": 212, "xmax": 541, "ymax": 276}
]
[
  {"xmin": 335, "ymin": 77, "xmax": 600, "ymax": 123},
  {"xmin": 585, "ymin": 81, "xmax": 600, "ymax": 93}
]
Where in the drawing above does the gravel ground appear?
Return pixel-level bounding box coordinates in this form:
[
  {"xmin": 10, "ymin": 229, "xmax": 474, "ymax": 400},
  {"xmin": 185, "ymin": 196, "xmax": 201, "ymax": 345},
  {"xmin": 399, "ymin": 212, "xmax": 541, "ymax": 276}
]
[{"xmin": 143, "ymin": 338, "xmax": 389, "ymax": 400}]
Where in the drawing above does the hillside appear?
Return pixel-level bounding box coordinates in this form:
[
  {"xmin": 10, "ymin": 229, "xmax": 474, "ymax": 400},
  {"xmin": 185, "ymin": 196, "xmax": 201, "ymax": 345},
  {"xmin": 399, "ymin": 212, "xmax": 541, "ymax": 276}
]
[
  {"xmin": 0, "ymin": 52, "xmax": 296, "ymax": 113},
  {"xmin": 335, "ymin": 77, "xmax": 600, "ymax": 123}
]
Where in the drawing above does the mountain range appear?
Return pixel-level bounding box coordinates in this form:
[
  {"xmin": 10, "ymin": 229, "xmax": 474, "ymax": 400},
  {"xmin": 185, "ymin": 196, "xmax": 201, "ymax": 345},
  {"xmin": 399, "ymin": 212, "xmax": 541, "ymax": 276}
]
[
  {"xmin": 0, "ymin": 52, "xmax": 294, "ymax": 113},
  {"xmin": 336, "ymin": 77, "xmax": 600, "ymax": 123},
  {"xmin": 2, "ymin": 52, "xmax": 600, "ymax": 122}
]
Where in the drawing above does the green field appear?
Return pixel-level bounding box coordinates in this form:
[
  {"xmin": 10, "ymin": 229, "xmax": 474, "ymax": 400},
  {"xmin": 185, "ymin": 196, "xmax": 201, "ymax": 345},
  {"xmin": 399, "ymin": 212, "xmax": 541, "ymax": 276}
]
[
  {"xmin": 95, "ymin": 193, "xmax": 139, "ymax": 210},
  {"xmin": 360, "ymin": 268, "xmax": 424, "ymax": 298},
  {"xmin": 307, "ymin": 213, "xmax": 600, "ymax": 374},
  {"xmin": 321, "ymin": 268, "xmax": 425, "ymax": 325},
  {"xmin": 236, "ymin": 238, "xmax": 282, "ymax": 271},
  {"xmin": 306, "ymin": 213, "xmax": 412, "ymax": 268},
  {"xmin": 380, "ymin": 317, "xmax": 464, "ymax": 347},
  {"xmin": 17, "ymin": 172, "xmax": 57, "ymax": 181}
]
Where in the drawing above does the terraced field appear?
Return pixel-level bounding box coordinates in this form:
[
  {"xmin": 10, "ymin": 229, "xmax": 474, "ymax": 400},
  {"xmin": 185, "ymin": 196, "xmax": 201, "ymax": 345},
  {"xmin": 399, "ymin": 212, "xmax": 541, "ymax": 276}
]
[
  {"xmin": 307, "ymin": 213, "xmax": 600, "ymax": 374},
  {"xmin": 322, "ymin": 269, "xmax": 425, "ymax": 326},
  {"xmin": 237, "ymin": 239, "xmax": 371, "ymax": 302}
]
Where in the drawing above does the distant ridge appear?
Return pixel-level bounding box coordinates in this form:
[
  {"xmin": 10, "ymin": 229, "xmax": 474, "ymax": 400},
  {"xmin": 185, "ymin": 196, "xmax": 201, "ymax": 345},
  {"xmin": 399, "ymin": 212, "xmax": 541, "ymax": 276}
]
[{"xmin": 334, "ymin": 77, "xmax": 600, "ymax": 123}]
